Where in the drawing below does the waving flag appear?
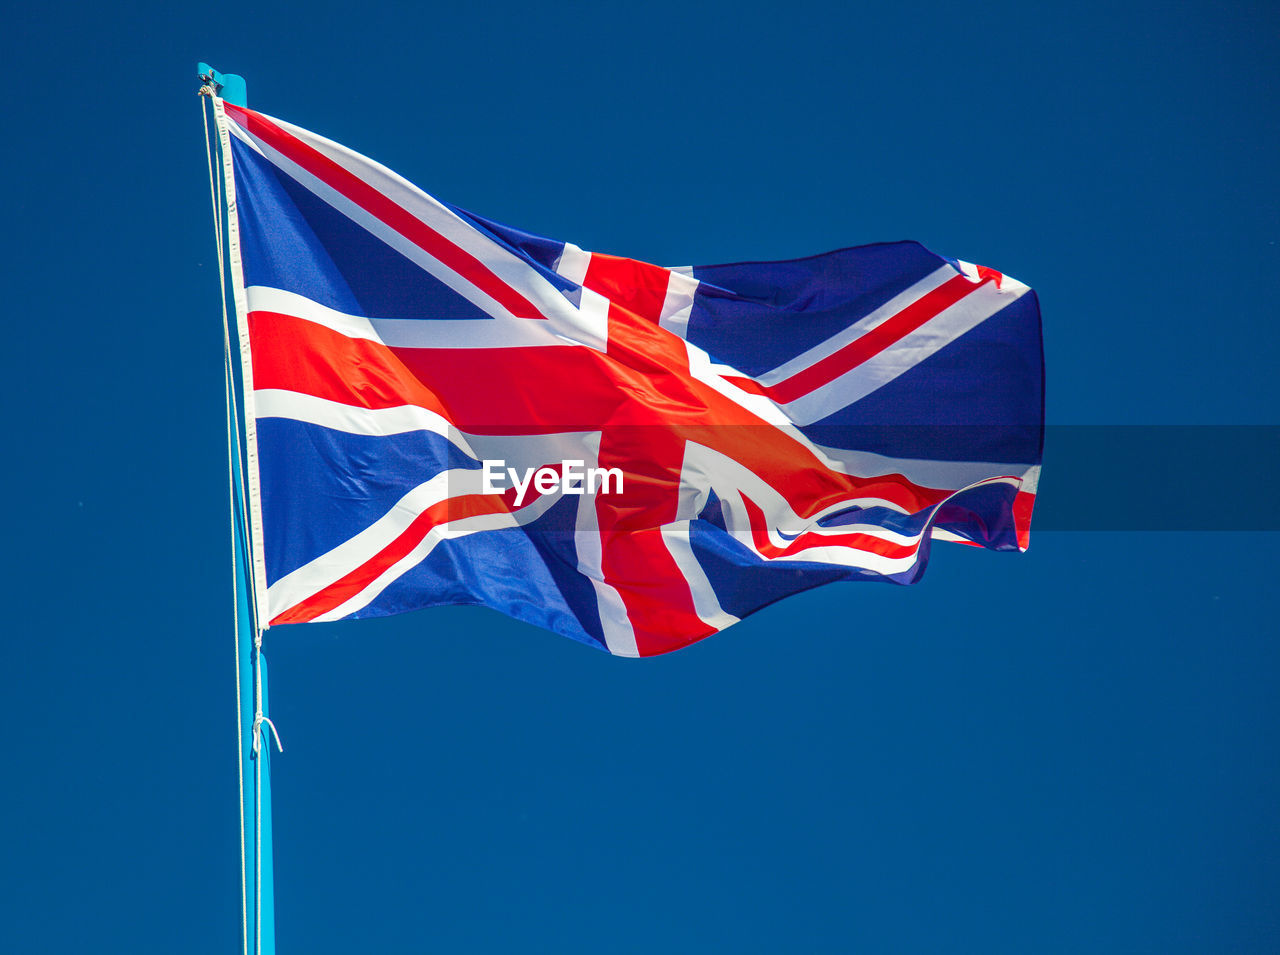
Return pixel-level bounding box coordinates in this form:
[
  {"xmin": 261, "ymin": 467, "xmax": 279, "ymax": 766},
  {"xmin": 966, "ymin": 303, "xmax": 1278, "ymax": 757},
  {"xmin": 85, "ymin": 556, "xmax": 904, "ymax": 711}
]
[{"xmin": 216, "ymin": 99, "xmax": 1043, "ymax": 657}]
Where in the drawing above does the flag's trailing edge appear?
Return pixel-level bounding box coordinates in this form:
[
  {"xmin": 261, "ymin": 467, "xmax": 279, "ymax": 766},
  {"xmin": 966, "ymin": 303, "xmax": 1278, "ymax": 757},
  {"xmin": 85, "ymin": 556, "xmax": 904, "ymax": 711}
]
[{"xmin": 215, "ymin": 99, "xmax": 1044, "ymax": 658}]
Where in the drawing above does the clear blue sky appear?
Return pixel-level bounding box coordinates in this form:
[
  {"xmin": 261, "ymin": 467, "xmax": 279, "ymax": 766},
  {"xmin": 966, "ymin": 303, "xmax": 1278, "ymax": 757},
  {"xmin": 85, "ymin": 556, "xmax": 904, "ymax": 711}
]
[{"xmin": 3, "ymin": 1, "xmax": 1278, "ymax": 952}]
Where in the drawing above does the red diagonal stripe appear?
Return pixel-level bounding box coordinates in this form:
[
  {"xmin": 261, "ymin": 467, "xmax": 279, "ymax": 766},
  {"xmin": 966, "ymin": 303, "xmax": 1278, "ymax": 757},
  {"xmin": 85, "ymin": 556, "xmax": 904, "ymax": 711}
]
[
  {"xmin": 740, "ymin": 496, "xmax": 917, "ymax": 561},
  {"xmin": 271, "ymin": 492, "xmax": 515, "ymax": 624},
  {"xmin": 677, "ymin": 420, "xmax": 955, "ymax": 519},
  {"xmin": 225, "ymin": 103, "xmax": 546, "ymax": 321},
  {"xmin": 728, "ymin": 274, "xmax": 987, "ymax": 405}
]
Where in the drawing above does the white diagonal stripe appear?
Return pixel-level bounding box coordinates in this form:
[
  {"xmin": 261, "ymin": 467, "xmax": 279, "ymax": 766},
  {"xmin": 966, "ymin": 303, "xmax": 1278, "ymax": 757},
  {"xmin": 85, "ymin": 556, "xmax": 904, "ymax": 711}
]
[
  {"xmin": 270, "ymin": 114, "xmax": 591, "ymax": 324},
  {"xmin": 755, "ymin": 266, "xmax": 955, "ymax": 386},
  {"xmin": 677, "ymin": 443, "xmax": 1026, "ymax": 577},
  {"xmin": 266, "ymin": 468, "xmax": 477, "ymax": 618},
  {"xmin": 312, "ymin": 490, "xmax": 561, "ymax": 622},
  {"xmin": 680, "ymin": 337, "xmax": 1037, "ymax": 492},
  {"xmin": 780, "ymin": 280, "xmax": 1028, "ymax": 425},
  {"xmin": 228, "ymin": 116, "xmax": 608, "ymax": 352}
]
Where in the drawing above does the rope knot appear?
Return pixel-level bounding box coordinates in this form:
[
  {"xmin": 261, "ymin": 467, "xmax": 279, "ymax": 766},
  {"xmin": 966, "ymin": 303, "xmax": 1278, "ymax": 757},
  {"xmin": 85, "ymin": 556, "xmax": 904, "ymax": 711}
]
[{"xmin": 251, "ymin": 714, "xmax": 284, "ymax": 756}]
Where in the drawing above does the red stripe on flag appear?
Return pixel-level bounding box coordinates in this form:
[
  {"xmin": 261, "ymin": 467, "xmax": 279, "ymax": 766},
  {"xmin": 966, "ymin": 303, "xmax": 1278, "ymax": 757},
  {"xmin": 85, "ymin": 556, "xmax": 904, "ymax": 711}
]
[
  {"xmin": 677, "ymin": 420, "xmax": 956, "ymax": 519},
  {"xmin": 248, "ymin": 311, "xmax": 449, "ymax": 414},
  {"xmin": 602, "ymin": 527, "xmax": 718, "ymax": 656},
  {"xmin": 1012, "ymin": 490, "xmax": 1036, "ymax": 551},
  {"xmin": 247, "ymin": 305, "xmax": 682, "ymax": 432},
  {"xmin": 224, "ymin": 103, "xmax": 547, "ymax": 321},
  {"xmin": 249, "ymin": 307, "xmax": 607, "ymax": 427},
  {"xmin": 594, "ymin": 426, "xmax": 716, "ymax": 656},
  {"xmin": 740, "ymin": 496, "xmax": 918, "ymax": 561},
  {"xmin": 271, "ymin": 492, "xmax": 522, "ymax": 624},
  {"xmin": 390, "ymin": 343, "xmax": 628, "ymax": 432},
  {"xmin": 726, "ymin": 274, "xmax": 987, "ymax": 405},
  {"xmin": 974, "ymin": 264, "xmax": 1006, "ymax": 289},
  {"xmin": 249, "ymin": 310, "xmax": 958, "ymax": 517},
  {"xmin": 581, "ymin": 253, "xmax": 671, "ymax": 325}
]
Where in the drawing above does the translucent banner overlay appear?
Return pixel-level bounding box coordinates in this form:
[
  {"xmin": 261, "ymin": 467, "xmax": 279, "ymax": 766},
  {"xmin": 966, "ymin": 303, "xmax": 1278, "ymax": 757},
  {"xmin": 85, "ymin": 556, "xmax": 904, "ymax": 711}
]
[
  {"xmin": 439, "ymin": 426, "xmax": 1279, "ymax": 531},
  {"xmin": 1036, "ymin": 426, "xmax": 1279, "ymax": 530}
]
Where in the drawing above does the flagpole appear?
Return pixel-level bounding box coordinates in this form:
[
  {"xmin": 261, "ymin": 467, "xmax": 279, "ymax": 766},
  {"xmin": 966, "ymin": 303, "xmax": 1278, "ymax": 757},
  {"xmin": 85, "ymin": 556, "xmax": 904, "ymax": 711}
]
[
  {"xmin": 200, "ymin": 63, "xmax": 278, "ymax": 955},
  {"xmin": 233, "ymin": 406, "xmax": 276, "ymax": 955}
]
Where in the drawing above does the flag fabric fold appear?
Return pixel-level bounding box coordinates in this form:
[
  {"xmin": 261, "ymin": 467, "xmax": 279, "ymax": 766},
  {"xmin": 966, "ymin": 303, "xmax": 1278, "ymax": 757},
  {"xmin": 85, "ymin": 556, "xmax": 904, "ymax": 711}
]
[{"xmin": 218, "ymin": 99, "xmax": 1043, "ymax": 657}]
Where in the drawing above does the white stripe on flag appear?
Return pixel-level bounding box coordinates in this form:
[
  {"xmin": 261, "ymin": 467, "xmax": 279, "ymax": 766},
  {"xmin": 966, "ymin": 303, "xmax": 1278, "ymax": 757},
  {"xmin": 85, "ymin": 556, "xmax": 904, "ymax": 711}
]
[
  {"xmin": 266, "ymin": 468, "xmax": 477, "ymax": 618},
  {"xmin": 754, "ymin": 266, "xmax": 956, "ymax": 386},
  {"xmin": 229, "ymin": 117, "xmax": 609, "ymax": 352},
  {"xmin": 660, "ymin": 522, "xmax": 740, "ymax": 631},
  {"xmin": 658, "ymin": 270, "xmax": 698, "ymax": 339},
  {"xmin": 778, "ymin": 279, "xmax": 1029, "ymax": 425},
  {"xmin": 254, "ymin": 388, "xmax": 464, "ymax": 440},
  {"xmin": 266, "ymin": 113, "xmax": 590, "ymax": 321},
  {"xmin": 245, "ymin": 285, "xmax": 597, "ymax": 350},
  {"xmin": 555, "ymin": 243, "xmax": 591, "ymax": 285},
  {"xmin": 312, "ymin": 492, "xmax": 561, "ymax": 622}
]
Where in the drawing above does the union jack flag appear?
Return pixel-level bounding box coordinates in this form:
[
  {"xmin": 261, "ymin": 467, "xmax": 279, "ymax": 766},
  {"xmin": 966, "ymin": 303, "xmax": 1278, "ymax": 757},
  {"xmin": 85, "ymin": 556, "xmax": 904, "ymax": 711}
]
[{"xmin": 215, "ymin": 99, "xmax": 1043, "ymax": 657}]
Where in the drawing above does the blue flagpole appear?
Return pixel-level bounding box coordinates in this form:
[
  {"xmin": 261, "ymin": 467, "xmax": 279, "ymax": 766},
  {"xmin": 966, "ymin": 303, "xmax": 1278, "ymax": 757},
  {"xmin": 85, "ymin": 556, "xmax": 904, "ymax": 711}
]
[
  {"xmin": 201, "ymin": 63, "xmax": 276, "ymax": 955},
  {"xmin": 233, "ymin": 417, "xmax": 275, "ymax": 955}
]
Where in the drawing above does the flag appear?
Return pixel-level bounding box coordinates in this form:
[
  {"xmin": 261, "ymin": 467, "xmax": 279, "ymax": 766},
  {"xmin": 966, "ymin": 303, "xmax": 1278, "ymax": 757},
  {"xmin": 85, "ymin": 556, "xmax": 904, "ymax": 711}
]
[{"xmin": 217, "ymin": 100, "xmax": 1043, "ymax": 657}]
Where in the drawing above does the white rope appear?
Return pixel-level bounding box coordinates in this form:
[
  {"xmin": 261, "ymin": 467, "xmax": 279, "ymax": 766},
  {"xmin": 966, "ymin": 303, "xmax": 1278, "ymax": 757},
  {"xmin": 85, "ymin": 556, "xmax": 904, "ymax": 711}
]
[
  {"xmin": 217, "ymin": 176, "xmax": 263, "ymax": 643},
  {"xmin": 202, "ymin": 86, "xmax": 250, "ymax": 955},
  {"xmin": 252, "ymin": 714, "xmax": 285, "ymax": 755},
  {"xmin": 252, "ymin": 686, "xmax": 282, "ymax": 955},
  {"xmin": 204, "ymin": 87, "xmax": 264, "ymax": 641}
]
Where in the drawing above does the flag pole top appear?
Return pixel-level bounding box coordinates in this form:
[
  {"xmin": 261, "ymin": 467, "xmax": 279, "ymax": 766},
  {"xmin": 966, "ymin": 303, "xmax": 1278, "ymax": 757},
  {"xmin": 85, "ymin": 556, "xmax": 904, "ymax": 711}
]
[{"xmin": 198, "ymin": 63, "xmax": 247, "ymax": 106}]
